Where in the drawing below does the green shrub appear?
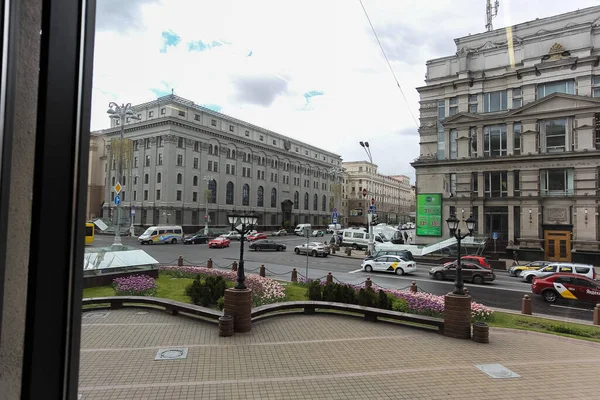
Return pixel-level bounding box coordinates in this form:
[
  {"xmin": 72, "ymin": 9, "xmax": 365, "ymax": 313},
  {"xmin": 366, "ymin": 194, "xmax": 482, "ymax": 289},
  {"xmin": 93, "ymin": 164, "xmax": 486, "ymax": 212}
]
[
  {"xmin": 322, "ymin": 283, "xmax": 336, "ymax": 302},
  {"xmin": 306, "ymin": 280, "xmax": 322, "ymax": 301},
  {"xmin": 357, "ymin": 288, "xmax": 378, "ymax": 307},
  {"xmin": 391, "ymin": 297, "xmax": 409, "ymax": 313},
  {"xmin": 217, "ymin": 296, "xmax": 225, "ymax": 311},
  {"xmin": 548, "ymin": 323, "xmax": 593, "ymax": 337},
  {"xmin": 185, "ymin": 275, "xmax": 227, "ymax": 307},
  {"xmin": 338, "ymin": 284, "xmax": 357, "ymax": 304},
  {"xmin": 377, "ymin": 290, "xmax": 391, "ymax": 310}
]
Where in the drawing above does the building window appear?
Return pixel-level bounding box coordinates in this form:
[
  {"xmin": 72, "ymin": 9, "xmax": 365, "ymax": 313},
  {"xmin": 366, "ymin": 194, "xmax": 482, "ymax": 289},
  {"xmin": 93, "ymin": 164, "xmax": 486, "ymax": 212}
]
[
  {"xmin": 514, "ymin": 171, "xmax": 520, "ymax": 197},
  {"xmin": 161, "ymin": 108, "xmax": 166, "ymax": 115},
  {"xmin": 226, "ymin": 165, "xmax": 231, "ymax": 175},
  {"xmin": 271, "ymin": 188, "xmax": 277, "ymax": 208},
  {"xmin": 145, "ymin": 155, "xmax": 150, "ymax": 166},
  {"xmin": 149, "ymin": 111, "xmax": 154, "ymax": 117},
  {"xmin": 303, "ymin": 192, "xmax": 309, "ymax": 210},
  {"xmin": 437, "ymin": 100, "xmax": 445, "ymax": 160},
  {"xmin": 229, "ymin": 125, "xmax": 234, "ymax": 132},
  {"xmin": 177, "ymin": 154, "xmax": 183, "ymax": 166},
  {"xmin": 158, "ymin": 153, "xmax": 163, "ymax": 165},
  {"xmin": 144, "ymin": 190, "xmax": 148, "ymax": 200},
  {"xmin": 512, "ymin": 87, "xmax": 522, "ymax": 108},
  {"xmin": 592, "ymin": 76, "xmax": 600, "ymax": 97},
  {"xmin": 469, "ymin": 127, "xmax": 477, "ymax": 157},
  {"xmin": 468, "ymin": 94, "xmax": 478, "ymax": 113},
  {"xmin": 542, "ymin": 119, "xmax": 568, "ymax": 153},
  {"xmin": 177, "ymin": 173, "xmax": 182, "ymax": 184},
  {"xmin": 294, "ymin": 191, "xmax": 299, "ymax": 209},
  {"xmin": 259, "ymin": 135, "xmax": 264, "ymax": 141},
  {"xmin": 194, "ymin": 141, "xmax": 200, "ymax": 152},
  {"xmin": 134, "ymin": 156, "xmax": 138, "ymax": 167},
  {"xmin": 194, "ymin": 114, "xmax": 200, "ymax": 121},
  {"xmin": 177, "ymin": 137, "xmax": 184, "ymax": 148},
  {"xmin": 176, "ymin": 190, "xmax": 182, "ymax": 201},
  {"xmin": 193, "ymin": 157, "xmax": 199, "ymax": 169},
  {"xmin": 211, "ymin": 119, "xmax": 217, "ymax": 126},
  {"xmin": 273, "ymin": 140, "xmax": 277, "ymax": 145},
  {"xmin": 208, "ymin": 144, "xmax": 213, "ymax": 154},
  {"xmin": 115, "ymin": 119, "xmax": 120, "ymax": 126},
  {"xmin": 111, "ymin": 176, "xmax": 115, "ymax": 186},
  {"xmin": 157, "ymin": 173, "xmax": 162, "ymax": 183},
  {"xmin": 192, "ymin": 210, "xmax": 199, "ymax": 224},
  {"xmin": 450, "ymin": 173, "xmax": 456, "ymax": 196},
  {"xmin": 245, "ymin": 130, "xmax": 250, "ymax": 136},
  {"xmin": 242, "ymin": 184, "xmax": 250, "ymax": 206},
  {"xmin": 321, "ymin": 195, "xmax": 326, "ymax": 212},
  {"xmin": 144, "ymin": 138, "xmax": 150, "ymax": 149},
  {"xmin": 483, "ymin": 124, "xmax": 507, "ymax": 157},
  {"xmin": 450, "ymin": 129, "xmax": 458, "ymax": 159},
  {"xmin": 484, "ymin": 172, "xmax": 508, "ymax": 197},
  {"xmin": 540, "ymin": 169, "xmax": 573, "ymax": 196},
  {"xmin": 208, "ymin": 180, "xmax": 217, "ymax": 203},
  {"xmin": 537, "ymin": 79, "xmax": 575, "ymax": 99},
  {"xmin": 513, "ymin": 123, "xmax": 521, "ymax": 155},
  {"xmin": 226, "ymin": 182, "xmax": 234, "ymax": 205},
  {"xmin": 257, "ymin": 186, "xmax": 264, "ymax": 207},
  {"xmin": 214, "ymin": 145, "xmax": 219, "ymax": 155},
  {"xmin": 472, "ymin": 172, "xmax": 478, "ymax": 196},
  {"xmin": 133, "ymin": 191, "xmax": 137, "ymax": 201},
  {"xmin": 313, "ymin": 193, "xmax": 318, "ymax": 211},
  {"xmin": 157, "ymin": 136, "xmax": 163, "ymax": 147},
  {"xmin": 483, "ymin": 91, "xmax": 508, "ymax": 112},
  {"xmin": 595, "ymin": 114, "xmax": 600, "ymax": 149},
  {"xmin": 178, "ymin": 110, "xmax": 185, "ymax": 117},
  {"xmin": 156, "ymin": 189, "xmax": 161, "ymax": 200},
  {"xmin": 144, "ymin": 174, "xmax": 149, "ymax": 184},
  {"xmin": 449, "ymin": 97, "xmax": 458, "ymax": 115}
]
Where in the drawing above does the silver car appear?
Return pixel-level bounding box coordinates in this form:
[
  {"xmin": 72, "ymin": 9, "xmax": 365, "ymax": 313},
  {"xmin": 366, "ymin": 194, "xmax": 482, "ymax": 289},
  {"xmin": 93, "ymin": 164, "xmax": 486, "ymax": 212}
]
[{"xmin": 294, "ymin": 242, "xmax": 330, "ymax": 257}]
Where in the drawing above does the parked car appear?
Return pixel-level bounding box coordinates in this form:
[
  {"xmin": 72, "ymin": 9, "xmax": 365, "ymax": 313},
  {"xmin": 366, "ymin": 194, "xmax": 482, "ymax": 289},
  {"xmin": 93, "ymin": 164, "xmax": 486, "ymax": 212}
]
[
  {"xmin": 508, "ymin": 261, "xmax": 550, "ymax": 277},
  {"xmin": 208, "ymin": 237, "xmax": 231, "ymax": 248},
  {"xmin": 311, "ymin": 230, "xmax": 325, "ymax": 237},
  {"xmin": 444, "ymin": 255, "xmax": 491, "ymax": 269},
  {"xmin": 248, "ymin": 240, "xmax": 286, "ymax": 252},
  {"xmin": 271, "ymin": 229, "xmax": 288, "ymax": 236},
  {"xmin": 361, "ymin": 255, "xmax": 416, "ymax": 276},
  {"xmin": 221, "ymin": 231, "xmax": 242, "ymax": 240},
  {"xmin": 183, "ymin": 233, "xmax": 209, "ymax": 244},
  {"xmin": 247, "ymin": 232, "xmax": 267, "ymax": 241},
  {"xmin": 531, "ymin": 273, "xmax": 600, "ymax": 304},
  {"xmin": 520, "ymin": 262, "xmax": 596, "ymax": 283},
  {"xmin": 429, "ymin": 262, "xmax": 496, "ymax": 284},
  {"xmin": 294, "ymin": 242, "xmax": 330, "ymax": 257}
]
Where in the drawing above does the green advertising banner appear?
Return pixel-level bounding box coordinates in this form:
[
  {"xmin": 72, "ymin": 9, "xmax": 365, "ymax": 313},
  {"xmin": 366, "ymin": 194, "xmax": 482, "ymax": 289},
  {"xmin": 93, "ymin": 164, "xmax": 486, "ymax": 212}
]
[{"xmin": 416, "ymin": 194, "xmax": 442, "ymax": 236}]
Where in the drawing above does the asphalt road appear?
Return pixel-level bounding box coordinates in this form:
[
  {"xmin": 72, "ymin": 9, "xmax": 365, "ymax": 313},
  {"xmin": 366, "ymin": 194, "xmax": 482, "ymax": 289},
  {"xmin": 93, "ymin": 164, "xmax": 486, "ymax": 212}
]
[{"xmin": 91, "ymin": 234, "xmax": 596, "ymax": 321}]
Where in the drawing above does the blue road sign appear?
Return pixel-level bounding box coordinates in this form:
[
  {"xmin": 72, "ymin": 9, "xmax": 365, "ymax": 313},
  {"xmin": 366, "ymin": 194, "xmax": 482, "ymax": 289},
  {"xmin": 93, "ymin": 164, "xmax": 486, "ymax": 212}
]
[
  {"xmin": 114, "ymin": 195, "xmax": 121, "ymax": 205},
  {"xmin": 332, "ymin": 212, "xmax": 338, "ymax": 219},
  {"xmin": 369, "ymin": 205, "xmax": 376, "ymax": 213},
  {"xmin": 492, "ymin": 232, "xmax": 498, "ymax": 240}
]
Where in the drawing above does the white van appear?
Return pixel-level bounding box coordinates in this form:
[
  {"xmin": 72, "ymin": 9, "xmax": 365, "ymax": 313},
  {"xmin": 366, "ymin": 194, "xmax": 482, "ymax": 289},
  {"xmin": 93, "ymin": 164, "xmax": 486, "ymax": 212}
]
[
  {"xmin": 294, "ymin": 224, "xmax": 312, "ymax": 236},
  {"xmin": 327, "ymin": 223, "xmax": 341, "ymax": 233},
  {"xmin": 342, "ymin": 228, "xmax": 386, "ymax": 249},
  {"xmin": 138, "ymin": 225, "xmax": 184, "ymax": 244}
]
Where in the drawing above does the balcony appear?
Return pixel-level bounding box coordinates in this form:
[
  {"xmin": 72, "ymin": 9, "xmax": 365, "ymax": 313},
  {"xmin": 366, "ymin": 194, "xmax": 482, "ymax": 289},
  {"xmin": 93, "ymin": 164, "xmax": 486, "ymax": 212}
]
[{"xmin": 540, "ymin": 189, "xmax": 574, "ymax": 197}]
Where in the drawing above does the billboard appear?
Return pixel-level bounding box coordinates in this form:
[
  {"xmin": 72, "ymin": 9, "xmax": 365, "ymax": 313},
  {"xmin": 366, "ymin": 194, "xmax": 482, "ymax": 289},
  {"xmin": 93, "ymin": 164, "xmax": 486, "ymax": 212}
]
[{"xmin": 416, "ymin": 194, "xmax": 442, "ymax": 236}]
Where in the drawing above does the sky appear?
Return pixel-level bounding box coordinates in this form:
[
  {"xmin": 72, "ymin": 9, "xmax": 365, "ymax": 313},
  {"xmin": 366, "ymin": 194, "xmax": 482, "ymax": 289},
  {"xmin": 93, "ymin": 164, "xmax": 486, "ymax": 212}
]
[{"xmin": 92, "ymin": 0, "xmax": 600, "ymax": 181}]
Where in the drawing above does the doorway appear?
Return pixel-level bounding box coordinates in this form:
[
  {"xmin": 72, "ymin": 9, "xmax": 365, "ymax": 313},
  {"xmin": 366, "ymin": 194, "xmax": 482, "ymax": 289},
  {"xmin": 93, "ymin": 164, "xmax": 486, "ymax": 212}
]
[{"xmin": 544, "ymin": 230, "xmax": 571, "ymax": 262}]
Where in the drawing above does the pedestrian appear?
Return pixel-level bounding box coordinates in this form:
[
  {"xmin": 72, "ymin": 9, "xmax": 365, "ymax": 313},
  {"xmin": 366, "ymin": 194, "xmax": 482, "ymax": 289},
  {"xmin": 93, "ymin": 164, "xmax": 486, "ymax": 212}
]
[
  {"xmin": 404, "ymin": 231, "xmax": 408, "ymax": 242},
  {"xmin": 513, "ymin": 249, "xmax": 519, "ymax": 265},
  {"xmin": 408, "ymin": 233, "xmax": 413, "ymax": 244}
]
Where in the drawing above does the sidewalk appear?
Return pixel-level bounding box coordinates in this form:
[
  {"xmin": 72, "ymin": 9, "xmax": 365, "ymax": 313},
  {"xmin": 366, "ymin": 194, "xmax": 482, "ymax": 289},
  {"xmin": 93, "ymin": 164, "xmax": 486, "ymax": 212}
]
[{"xmin": 79, "ymin": 308, "xmax": 600, "ymax": 399}]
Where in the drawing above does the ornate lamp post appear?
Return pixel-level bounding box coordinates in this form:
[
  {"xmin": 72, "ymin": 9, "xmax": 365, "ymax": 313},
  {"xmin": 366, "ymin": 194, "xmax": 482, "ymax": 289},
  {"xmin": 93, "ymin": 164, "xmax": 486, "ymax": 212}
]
[
  {"xmin": 446, "ymin": 214, "xmax": 477, "ymax": 295},
  {"xmin": 228, "ymin": 212, "xmax": 258, "ymax": 289},
  {"xmin": 359, "ymin": 141, "xmax": 375, "ymax": 255}
]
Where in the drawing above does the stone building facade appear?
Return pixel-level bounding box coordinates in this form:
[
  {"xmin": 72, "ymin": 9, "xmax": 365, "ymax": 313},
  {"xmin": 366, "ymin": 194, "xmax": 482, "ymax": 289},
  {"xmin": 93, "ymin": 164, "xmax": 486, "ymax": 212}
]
[
  {"xmin": 411, "ymin": 6, "xmax": 600, "ymax": 263},
  {"xmin": 93, "ymin": 94, "xmax": 343, "ymax": 231}
]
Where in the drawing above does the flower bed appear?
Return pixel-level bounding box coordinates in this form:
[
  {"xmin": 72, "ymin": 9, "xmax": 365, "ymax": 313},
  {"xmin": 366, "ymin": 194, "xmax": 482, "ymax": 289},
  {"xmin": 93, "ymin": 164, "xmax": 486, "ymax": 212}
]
[
  {"xmin": 113, "ymin": 274, "xmax": 157, "ymax": 296},
  {"xmin": 159, "ymin": 266, "xmax": 286, "ymax": 307}
]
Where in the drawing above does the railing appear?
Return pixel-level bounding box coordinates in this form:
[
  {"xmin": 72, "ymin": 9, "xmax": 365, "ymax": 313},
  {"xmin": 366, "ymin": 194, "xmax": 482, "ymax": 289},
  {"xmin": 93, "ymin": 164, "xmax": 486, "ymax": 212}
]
[{"xmin": 540, "ymin": 189, "xmax": 574, "ymax": 197}]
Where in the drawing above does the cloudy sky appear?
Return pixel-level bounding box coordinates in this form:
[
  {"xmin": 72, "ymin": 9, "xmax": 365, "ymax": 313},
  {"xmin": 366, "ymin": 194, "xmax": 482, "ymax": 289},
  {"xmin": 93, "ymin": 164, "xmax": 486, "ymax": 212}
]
[{"xmin": 92, "ymin": 0, "xmax": 599, "ymax": 181}]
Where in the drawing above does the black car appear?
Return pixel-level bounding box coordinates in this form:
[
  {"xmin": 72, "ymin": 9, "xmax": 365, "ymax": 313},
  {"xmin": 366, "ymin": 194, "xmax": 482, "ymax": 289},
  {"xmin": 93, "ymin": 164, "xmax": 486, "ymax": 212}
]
[
  {"xmin": 428, "ymin": 262, "xmax": 495, "ymax": 284},
  {"xmin": 248, "ymin": 240, "xmax": 286, "ymax": 252},
  {"xmin": 183, "ymin": 234, "xmax": 209, "ymax": 244}
]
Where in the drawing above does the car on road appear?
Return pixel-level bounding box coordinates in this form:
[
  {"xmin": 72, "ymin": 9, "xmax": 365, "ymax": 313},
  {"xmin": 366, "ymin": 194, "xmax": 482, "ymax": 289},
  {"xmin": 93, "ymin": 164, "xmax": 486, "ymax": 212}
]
[
  {"xmin": 244, "ymin": 230, "xmax": 258, "ymax": 239},
  {"xmin": 531, "ymin": 273, "xmax": 600, "ymax": 304},
  {"xmin": 183, "ymin": 233, "xmax": 209, "ymax": 244},
  {"xmin": 361, "ymin": 255, "xmax": 416, "ymax": 276},
  {"xmin": 221, "ymin": 231, "xmax": 242, "ymax": 240},
  {"xmin": 443, "ymin": 255, "xmax": 490, "ymax": 269},
  {"xmin": 247, "ymin": 232, "xmax": 267, "ymax": 241},
  {"xmin": 208, "ymin": 237, "xmax": 231, "ymax": 248},
  {"xmin": 248, "ymin": 240, "xmax": 287, "ymax": 252},
  {"xmin": 508, "ymin": 261, "xmax": 550, "ymax": 277},
  {"xmin": 311, "ymin": 230, "xmax": 325, "ymax": 237},
  {"xmin": 271, "ymin": 229, "xmax": 288, "ymax": 236},
  {"xmin": 138, "ymin": 225, "xmax": 184, "ymax": 245},
  {"xmin": 520, "ymin": 262, "xmax": 596, "ymax": 283},
  {"xmin": 429, "ymin": 262, "xmax": 495, "ymax": 284},
  {"xmin": 364, "ymin": 249, "xmax": 414, "ymax": 262},
  {"xmin": 294, "ymin": 242, "xmax": 330, "ymax": 257}
]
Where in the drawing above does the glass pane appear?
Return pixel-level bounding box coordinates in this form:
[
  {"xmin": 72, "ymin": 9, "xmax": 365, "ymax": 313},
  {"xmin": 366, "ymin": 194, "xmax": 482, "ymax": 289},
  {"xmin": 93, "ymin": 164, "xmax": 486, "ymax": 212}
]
[{"xmin": 547, "ymin": 170, "xmax": 566, "ymax": 191}]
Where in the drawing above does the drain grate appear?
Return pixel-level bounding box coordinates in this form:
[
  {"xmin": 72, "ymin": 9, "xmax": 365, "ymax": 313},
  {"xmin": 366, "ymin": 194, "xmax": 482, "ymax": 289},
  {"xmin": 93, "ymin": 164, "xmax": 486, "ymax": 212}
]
[
  {"xmin": 155, "ymin": 348, "xmax": 189, "ymax": 361},
  {"xmin": 82, "ymin": 311, "xmax": 109, "ymax": 319},
  {"xmin": 474, "ymin": 363, "xmax": 520, "ymax": 379}
]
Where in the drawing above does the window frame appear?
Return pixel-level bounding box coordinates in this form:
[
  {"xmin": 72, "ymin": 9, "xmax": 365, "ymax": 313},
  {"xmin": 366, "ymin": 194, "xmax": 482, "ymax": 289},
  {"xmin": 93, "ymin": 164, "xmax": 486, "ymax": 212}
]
[{"xmin": 483, "ymin": 90, "xmax": 508, "ymax": 113}]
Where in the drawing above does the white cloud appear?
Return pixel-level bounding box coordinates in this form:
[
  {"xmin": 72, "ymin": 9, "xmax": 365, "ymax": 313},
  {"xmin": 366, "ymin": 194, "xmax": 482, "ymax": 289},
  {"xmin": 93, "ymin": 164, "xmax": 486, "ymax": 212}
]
[{"xmin": 91, "ymin": 0, "xmax": 600, "ymax": 181}]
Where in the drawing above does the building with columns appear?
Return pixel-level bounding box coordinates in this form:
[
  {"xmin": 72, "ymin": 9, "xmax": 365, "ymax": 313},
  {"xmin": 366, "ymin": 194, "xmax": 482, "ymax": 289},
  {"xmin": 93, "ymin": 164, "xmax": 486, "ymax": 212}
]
[
  {"xmin": 342, "ymin": 161, "xmax": 413, "ymax": 226},
  {"xmin": 412, "ymin": 6, "xmax": 600, "ymax": 263},
  {"xmin": 92, "ymin": 94, "xmax": 343, "ymax": 231}
]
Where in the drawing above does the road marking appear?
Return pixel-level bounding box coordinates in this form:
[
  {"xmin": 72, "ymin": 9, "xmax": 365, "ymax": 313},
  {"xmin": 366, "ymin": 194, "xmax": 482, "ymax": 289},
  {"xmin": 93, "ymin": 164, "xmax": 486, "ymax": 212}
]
[
  {"xmin": 348, "ymin": 269, "xmax": 363, "ymax": 274},
  {"xmin": 550, "ymin": 304, "xmax": 593, "ymax": 312}
]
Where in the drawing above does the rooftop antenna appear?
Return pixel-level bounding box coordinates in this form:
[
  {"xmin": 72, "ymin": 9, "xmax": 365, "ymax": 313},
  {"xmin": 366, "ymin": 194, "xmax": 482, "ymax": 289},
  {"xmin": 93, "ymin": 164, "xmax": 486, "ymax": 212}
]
[{"xmin": 486, "ymin": 0, "xmax": 499, "ymax": 32}]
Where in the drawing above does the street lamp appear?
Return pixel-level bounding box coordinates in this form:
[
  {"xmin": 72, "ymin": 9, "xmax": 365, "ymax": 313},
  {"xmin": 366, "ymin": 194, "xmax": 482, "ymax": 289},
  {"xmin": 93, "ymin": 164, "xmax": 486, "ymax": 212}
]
[
  {"xmin": 359, "ymin": 141, "xmax": 375, "ymax": 255},
  {"xmin": 203, "ymin": 176, "xmax": 214, "ymax": 235},
  {"xmin": 107, "ymin": 102, "xmax": 140, "ymax": 247},
  {"xmin": 228, "ymin": 213, "xmax": 258, "ymax": 289},
  {"xmin": 446, "ymin": 214, "xmax": 477, "ymax": 295}
]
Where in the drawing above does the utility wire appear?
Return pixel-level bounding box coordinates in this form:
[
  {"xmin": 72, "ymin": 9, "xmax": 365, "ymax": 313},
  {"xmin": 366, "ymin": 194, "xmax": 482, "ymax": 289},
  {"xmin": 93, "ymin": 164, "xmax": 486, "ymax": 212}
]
[{"xmin": 358, "ymin": 0, "xmax": 420, "ymax": 129}]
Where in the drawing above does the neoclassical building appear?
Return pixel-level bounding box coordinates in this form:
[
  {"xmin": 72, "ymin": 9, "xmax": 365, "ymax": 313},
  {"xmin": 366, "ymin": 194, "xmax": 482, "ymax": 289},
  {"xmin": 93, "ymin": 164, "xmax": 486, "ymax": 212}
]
[
  {"xmin": 412, "ymin": 6, "xmax": 600, "ymax": 263},
  {"xmin": 92, "ymin": 94, "xmax": 343, "ymax": 231}
]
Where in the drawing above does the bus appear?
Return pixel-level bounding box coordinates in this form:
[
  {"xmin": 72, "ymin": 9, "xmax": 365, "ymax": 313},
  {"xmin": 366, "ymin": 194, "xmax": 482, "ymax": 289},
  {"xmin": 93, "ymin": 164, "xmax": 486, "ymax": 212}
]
[{"xmin": 85, "ymin": 222, "xmax": 95, "ymax": 245}]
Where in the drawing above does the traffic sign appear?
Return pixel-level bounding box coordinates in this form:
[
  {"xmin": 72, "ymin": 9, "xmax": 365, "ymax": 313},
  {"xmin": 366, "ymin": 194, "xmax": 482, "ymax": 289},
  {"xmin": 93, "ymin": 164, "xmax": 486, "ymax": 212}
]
[
  {"xmin": 492, "ymin": 232, "xmax": 498, "ymax": 240},
  {"xmin": 332, "ymin": 212, "xmax": 338, "ymax": 219},
  {"xmin": 362, "ymin": 188, "xmax": 367, "ymax": 197},
  {"xmin": 371, "ymin": 197, "xmax": 375, "ymax": 205},
  {"xmin": 333, "ymin": 208, "xmax": 337, "ymax": 213},
  {"xmin": 114, "ymin": 182, "xmax": 122, "ymax": 194},
  {"xmin": 369, "ymin": 205, "xmax": 375, "ymax": 213},
  {"xmin": 332, "ymin": 218, "xmax": 338, "ymax": 223},
  {"xmin": 131, "ymin": 208, "xmax": 135, "ymax": 216},
  {"xmin": 114, "ymin": 195, "xmax": 121, "ymax": 205}
]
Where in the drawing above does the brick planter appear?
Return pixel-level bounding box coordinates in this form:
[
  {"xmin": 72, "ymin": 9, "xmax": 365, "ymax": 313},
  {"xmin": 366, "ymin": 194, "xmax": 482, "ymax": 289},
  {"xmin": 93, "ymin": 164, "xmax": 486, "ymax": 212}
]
[
  {"xmin": 443, "ymin": 293, "xmax": 472, "ymax": 339},
  {"xmin": 224, "ymin": 288, "xmax": 252, "ymax": 333}
]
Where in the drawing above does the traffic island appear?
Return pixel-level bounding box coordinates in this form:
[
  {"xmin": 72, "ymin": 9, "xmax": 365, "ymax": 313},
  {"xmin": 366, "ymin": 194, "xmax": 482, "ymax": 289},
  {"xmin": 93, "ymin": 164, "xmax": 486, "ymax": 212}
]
[
  {"xmin": 443, "ymin": 293, "xmax": 472, "ymax": 339},
  {"xmin": 224, "ymin": 288, "xmax": 252, "ymax": 333}
]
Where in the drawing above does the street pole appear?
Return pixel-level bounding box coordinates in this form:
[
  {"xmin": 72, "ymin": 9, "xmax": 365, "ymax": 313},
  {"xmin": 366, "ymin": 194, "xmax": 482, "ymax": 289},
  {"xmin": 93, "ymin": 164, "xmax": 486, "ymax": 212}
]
[
  {"xmin": 203, "ymin": 176, "xmax": 214, "ymax": 235},
  {"xmin": 446, "ymin": 214, "xmax": 477, "ymax": 296},
  {"xmin": 360, "ymin": 141, "xmax": 375, "ymax": 255},
  {"xmin": 305, "ymin": 228, "xmax": 310, "ymax": 282}
]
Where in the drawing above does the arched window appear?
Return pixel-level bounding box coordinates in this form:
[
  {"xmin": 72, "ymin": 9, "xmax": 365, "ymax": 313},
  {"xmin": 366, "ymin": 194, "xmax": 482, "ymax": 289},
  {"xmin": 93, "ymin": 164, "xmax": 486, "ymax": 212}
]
[
  {"xmin": 313, "ymin": 194, "xmax": 318, "ymax": 211},
  {"xmin": 208, "ymin": 144, "xmax": 213, "ymax": 154},
  {"xmin": 242, "ymin": 184, "xmax": 250, "ymax": 206},
  {"xmin": 232, "ymin": 150, "xmax": 236, "ymax": 159},
  {"xmin": 227, "ymin": 149, "xmax": 231, "ymax": 158},
  {"xmin": 208, "ymin": 180, "xmax": 217, "ymax": 203},
  {"xmin": 193, "ymin": 176, "xmax": 198, "ymax": 186},
  {"xmin": 214, "ymin": 145, "xmax": 219, "ymax": 155},
  {"xmin": 157, "ymin": 173, "xmax": 162, "ymax": 183},
  {"xmin": 303, "ymin": 193, "xmax": 309, "ymax": 210},
  {"xmin": 322, "ymin": 195, "xmax": 326, "ymax": 211},
  {"xmin": 294, "ymin": 191, "xmax": 299, "ymax": 210},
  {"xmin": 226, "ymin": 181, "xmax": 234, "ymax": 205},
  {"xmin": 271, "ymin": 188, "xmax": 277, "ymax": 208},
  {"xmin": 257, "ymin": 186, "xmax": 264, "ymax": 207},
  {"xmin": 144, "ymin": 174, "xmax": 149, "ymax": 184},
  {"xmin": 177, "ymin": 173, "xmax": 182, "ymax": 184}
]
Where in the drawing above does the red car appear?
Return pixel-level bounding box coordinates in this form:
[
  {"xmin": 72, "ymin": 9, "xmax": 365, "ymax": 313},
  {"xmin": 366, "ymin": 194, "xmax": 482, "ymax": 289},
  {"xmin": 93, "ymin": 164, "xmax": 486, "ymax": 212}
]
[
  {"xmin": 444, "ymin": 255, "xmax": 491, "ymax": 269},
  {"xmin": 247, "ymin": 232, "xmax": 267, "ymax": 241},
  {"xmin": 208, "ymin": 237, "xmax": 231, "ymax": 248},
  {"xmin": 531, "ymin": 273, "xmax": 600, "ymax": 304}
]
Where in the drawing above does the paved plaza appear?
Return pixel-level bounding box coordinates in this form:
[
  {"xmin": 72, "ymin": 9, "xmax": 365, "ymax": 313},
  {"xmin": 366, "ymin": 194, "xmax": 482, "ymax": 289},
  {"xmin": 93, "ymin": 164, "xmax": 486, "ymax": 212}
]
[{"xmin": 79, "ymin": 309, "xmax": 600, "ymax": 399}]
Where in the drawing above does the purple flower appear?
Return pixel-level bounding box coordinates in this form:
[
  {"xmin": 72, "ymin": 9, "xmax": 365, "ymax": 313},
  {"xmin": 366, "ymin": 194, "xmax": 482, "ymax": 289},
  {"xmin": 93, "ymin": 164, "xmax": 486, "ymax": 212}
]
[{"xmin": 113, "ymin": 275, "xmax": 157, "ymax": 296}]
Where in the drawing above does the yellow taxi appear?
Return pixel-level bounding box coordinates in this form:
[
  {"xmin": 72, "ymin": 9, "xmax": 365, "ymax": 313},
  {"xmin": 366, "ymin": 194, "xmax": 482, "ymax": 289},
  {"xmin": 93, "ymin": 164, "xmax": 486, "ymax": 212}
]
[{"xmin": 508, "ymin": 261, "xmax": 550, "ymax": 277}]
